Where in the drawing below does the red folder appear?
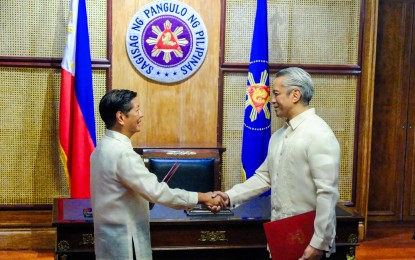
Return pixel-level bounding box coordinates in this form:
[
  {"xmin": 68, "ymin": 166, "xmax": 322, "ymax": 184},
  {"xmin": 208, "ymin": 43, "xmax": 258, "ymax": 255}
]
[{"xmin": 263, "ymin": 210, "xmax": 316, "ymax": 260}]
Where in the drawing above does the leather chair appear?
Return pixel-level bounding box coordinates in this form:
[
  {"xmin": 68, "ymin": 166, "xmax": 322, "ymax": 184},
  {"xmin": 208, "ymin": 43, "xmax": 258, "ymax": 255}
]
[
  {"xmin": 135, "ymin": 148, "xmax": 222, "ymax": 192},
  {"xmin": 148, "ymin": 158, "xmax": 215, "ymax": 192}
]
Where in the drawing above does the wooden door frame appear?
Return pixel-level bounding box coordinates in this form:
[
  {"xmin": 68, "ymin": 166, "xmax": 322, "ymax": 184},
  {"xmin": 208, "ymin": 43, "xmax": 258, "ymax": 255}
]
[
  {"xmin": 355, "ymin": 0, "xmax": 378, "ymax": 238},
  {"xmin": 403, "ymin": 1, "xmax": 415, "ymax": 221}
]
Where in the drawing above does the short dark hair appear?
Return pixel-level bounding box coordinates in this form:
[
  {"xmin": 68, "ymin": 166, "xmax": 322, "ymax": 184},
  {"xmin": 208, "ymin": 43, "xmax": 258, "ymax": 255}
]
[{"xmin": 99, "ymin": 89, "xmax": 137, "ymax": 129}]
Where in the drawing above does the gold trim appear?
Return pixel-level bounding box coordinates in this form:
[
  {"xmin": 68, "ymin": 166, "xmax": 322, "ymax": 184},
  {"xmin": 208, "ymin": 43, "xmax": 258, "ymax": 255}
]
[
  {"xmin": 346, "ymin": 246, "xmax": 356, "ymax": 260},
  {"xmin": 79, "ymin": 233, "xmax": 95, "ymax": 245},
  {"xmin": 199, "ymin": 231, "xmax": 228, "ymax": 242},
  {"xmin": 166, "ymin": 151, "xmax": 197, "ymax": 156},
  {"xmin": 57, "ymin": 240, "xmax": 70, "ymax": 251},
  {"xmin": 347, "ymin": 233, "xmax": 358, "ymax": 244}
]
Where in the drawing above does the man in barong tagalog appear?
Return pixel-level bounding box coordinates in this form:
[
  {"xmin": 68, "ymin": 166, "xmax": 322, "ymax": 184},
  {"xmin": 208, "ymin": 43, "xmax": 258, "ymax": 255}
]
[
  {"xmin": 212, "ymin": 67, "xmax": 340, "ymax": 260},
  {"xmin": 90, "ymin": 89, "xmax": 225, "ymax": 260}
]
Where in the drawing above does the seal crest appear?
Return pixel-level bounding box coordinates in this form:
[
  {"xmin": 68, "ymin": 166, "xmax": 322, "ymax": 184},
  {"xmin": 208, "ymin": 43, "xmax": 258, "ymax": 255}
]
[{"xmin": 126, "ymin": 0, "xmax": 208, "ymax": 83}]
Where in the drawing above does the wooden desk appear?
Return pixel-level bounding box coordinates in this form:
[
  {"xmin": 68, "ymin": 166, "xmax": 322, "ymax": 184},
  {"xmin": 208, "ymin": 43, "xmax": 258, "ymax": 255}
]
[{"xmin": 52, "ymin": 197, "xmax": 363, "ymax": 260}]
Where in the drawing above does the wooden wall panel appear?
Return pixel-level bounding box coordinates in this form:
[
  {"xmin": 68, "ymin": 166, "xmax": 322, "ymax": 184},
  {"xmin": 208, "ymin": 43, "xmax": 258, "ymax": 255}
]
[
  {"xmin": 368, "ymin": 0, "xmax": 413, "ymax": 221},
  {"xmin": 0, "ymin": 210, "xmax": 55, "ymax": 250},
  {"xmin": 112, "ymin": 0, "xmax": 221, "ymax": 147}
]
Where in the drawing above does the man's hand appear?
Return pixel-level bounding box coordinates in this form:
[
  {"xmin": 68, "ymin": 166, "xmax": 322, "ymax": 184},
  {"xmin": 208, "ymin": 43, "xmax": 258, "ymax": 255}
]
[
  {"xmin": 197, "ymin": 192, "xmax": 225, "ymax": 209},
  {"xmin": 208, "ymin": 191, "xmax": 230, "ymax": 213},
  {"xmin": 298, "ymin": 245, "xmax": 323, "ymax": 260}
]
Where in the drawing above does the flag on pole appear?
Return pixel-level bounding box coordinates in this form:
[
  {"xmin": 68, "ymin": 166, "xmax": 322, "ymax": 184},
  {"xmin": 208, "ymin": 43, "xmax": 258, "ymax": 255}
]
[
  {"xmin": 59, "ymin": 0, "xmax": 96, "ymax": 199},
  {"xmin": 241, "ymin": 0, "xmax": 271, "ymax": 184}
]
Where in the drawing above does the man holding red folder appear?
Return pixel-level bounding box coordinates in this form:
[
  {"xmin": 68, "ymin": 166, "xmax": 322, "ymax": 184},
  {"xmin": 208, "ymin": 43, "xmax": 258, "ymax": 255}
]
[{"xmin": 213, "ymin": 67, "xmax": 340, "ymax": 260}]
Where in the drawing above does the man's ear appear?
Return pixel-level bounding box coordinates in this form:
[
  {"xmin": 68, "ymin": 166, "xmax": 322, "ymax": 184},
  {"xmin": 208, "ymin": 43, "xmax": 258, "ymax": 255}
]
[
  {"xmin": 115, "ymin": 111, "xmax": 125, "ymax": 126},
  {"xmin": 292, "ymin": 88, "xmax": 302, "ymax": 103}
]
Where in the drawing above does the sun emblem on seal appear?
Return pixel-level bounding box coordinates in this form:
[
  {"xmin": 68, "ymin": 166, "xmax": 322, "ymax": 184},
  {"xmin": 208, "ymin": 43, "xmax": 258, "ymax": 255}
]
[
  {"xmin": 145, "ymin": 20, "xmax": 189, "ymax": 64},
  {"xmin": 246, "ymin": 70, "xmax": 271, "ymax": 122}
]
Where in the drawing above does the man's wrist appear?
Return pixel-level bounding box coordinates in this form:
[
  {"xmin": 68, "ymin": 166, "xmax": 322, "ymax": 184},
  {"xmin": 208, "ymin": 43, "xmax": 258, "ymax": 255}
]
[{"xmin": 197, "ymin": 192, "xmax": 210, "ymax": 203}]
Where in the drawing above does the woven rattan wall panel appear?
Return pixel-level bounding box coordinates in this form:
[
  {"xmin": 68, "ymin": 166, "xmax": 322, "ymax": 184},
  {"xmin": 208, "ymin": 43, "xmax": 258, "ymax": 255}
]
[
  {"xmin": 224, "ymin": 0, "xmax": 360, "ymax": 64},
  {"xmin": 222, "ymin": 72, "xmax": 356, "ymax": 202},
  {"xmin": 0, "ymin": 68, "xmax": 106, "ymax": 204},
  {"xmin": 0, "ymin": 0, "xmax": 107, "ymax": 58}
]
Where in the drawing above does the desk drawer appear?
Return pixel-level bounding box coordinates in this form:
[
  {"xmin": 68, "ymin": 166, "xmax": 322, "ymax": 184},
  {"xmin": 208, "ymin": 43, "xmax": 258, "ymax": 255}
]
[
  {"xmin": 150, "ymin": 220, "xmax": 267, "ymax": 249},
  {"xmin": 336, "ymin": 221, "xmax": 359, "ymax": 245},
  {"xmin": 56, "ymin": 224, "xmax": 95, "ymax": 256}
]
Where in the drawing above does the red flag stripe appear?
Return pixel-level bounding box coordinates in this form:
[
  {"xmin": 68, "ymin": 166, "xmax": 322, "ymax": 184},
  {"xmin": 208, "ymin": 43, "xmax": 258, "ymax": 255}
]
[{"xmin": 59, "ymin": 0, "xmax": 96, "ymax": 198}]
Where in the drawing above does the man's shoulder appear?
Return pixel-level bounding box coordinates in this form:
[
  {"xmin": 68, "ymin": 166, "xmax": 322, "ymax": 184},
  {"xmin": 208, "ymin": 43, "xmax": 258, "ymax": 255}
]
[
  {"xmin": 95, "ymin": 136, "xmax": 127, "ymax": 155},
  {"xmin": 300, "ymin": 115, "xmax": 337, "ymax": 142},
  {"xmin": 304, "ymin": 114, "xmax": 333, "ymax": 130}
]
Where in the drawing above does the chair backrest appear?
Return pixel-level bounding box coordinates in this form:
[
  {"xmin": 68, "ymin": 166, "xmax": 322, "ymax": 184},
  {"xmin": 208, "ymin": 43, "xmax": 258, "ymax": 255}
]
[
  {"xmin": 148, "ymin": 158, "xmax": 214, "ymax": 192},
  {"xmin": 137, "ymin": 148, "xmax": 222, "ymax": 192}
]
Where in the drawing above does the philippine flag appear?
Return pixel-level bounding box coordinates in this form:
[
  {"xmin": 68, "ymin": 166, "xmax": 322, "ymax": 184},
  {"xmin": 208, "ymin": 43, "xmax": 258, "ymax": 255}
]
[{"xmin": 59, "ymin": 0, "xmax": 96, "ymax": 199}]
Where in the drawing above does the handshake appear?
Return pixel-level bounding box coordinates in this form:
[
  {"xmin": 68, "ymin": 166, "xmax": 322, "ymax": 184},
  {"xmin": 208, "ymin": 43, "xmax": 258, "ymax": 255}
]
[{"xmin": 197, "ymin": 191, "xmax": 229, "ymax": 213}]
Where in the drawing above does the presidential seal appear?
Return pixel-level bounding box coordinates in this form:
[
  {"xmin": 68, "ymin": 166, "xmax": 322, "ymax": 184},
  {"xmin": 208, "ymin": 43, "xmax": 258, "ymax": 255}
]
[{"xmin": 126, "ymin": 0, "xmax": 208, "ymax": 83}]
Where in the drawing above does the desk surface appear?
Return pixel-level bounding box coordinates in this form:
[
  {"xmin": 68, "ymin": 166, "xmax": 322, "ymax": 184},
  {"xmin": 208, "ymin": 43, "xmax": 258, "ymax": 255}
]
[
  {"xmin": 52, "ymin": 196, "xmax": 362, "ymax": 224},
  {"xmin": 52, "ymin": 196, "xmax": 271, "ymax": 224}
]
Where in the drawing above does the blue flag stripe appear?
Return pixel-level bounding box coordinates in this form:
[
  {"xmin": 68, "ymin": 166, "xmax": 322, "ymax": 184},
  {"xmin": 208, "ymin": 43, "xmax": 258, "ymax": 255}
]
[
  {"xmin": 74, "ymin": 0, "xmax": 96, "ymax": 145},
  {"xmin": 241, "ymin": 0, "xmax": 271, "ymax": 183}
]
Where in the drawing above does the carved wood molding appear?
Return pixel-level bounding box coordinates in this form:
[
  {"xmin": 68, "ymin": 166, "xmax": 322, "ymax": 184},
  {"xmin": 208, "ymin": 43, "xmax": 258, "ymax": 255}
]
[{"xmin": 355, "ymin": 0, "xmax": 378, "ymax": 238}]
